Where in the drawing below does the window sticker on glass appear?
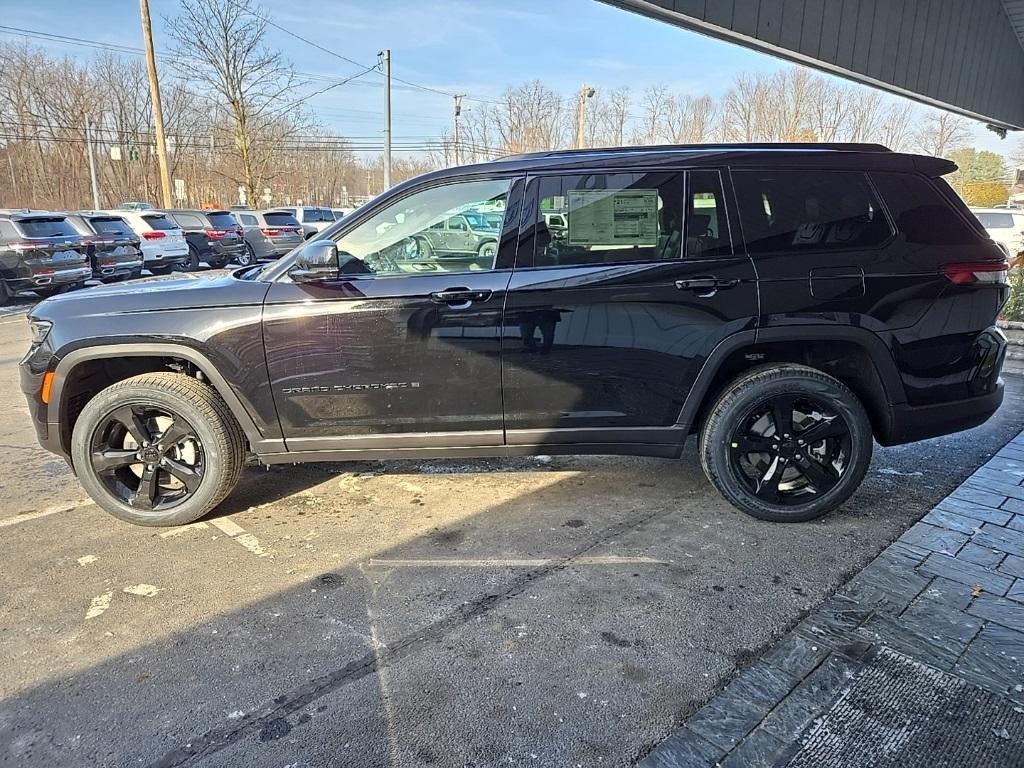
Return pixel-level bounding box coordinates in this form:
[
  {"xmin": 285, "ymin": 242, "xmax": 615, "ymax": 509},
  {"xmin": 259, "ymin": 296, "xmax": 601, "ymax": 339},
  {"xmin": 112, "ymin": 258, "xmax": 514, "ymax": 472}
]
[{"xmin": 567, "ymin": 189, "xmax": 660, "ymax": 246}]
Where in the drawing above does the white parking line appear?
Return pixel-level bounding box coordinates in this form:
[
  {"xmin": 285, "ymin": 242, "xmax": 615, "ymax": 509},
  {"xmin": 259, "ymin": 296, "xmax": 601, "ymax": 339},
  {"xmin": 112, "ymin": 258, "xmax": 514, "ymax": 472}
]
[
  {"xmin": 366, "ymin": 556, "xmax": 666, "ymax": 568},
  {"xmin": 0, "ymin": 499, "xmax": 95, "ymax": 529},
  {"xmin": 210, "ymin": 517, "xmax": 271, "ymax": 557},
  {"xmin": 158, "ymin": 521, "xmax": 209, "ymax": 538},
  {"xmin": 84, "ymin": 590, "xmax": 113, "ymax": 620}
]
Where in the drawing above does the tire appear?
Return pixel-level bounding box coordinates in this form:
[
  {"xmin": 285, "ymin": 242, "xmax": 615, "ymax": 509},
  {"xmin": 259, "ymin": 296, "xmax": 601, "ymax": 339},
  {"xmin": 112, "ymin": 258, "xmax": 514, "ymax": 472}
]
[
  {"xmin": 71, "ymin": 372, "xmax": 246, "ymax": 527},
  {"xmin": 187, "ymin": 245, "xmax": 201, "ymax": 271},
  {"xmin": 149, "ymin": 265, "xmax": 173, "ymax": 276},
  {"xmin": 238, "ymin": 244, "xmax": 256, "ymax": 267},
  {"xmin": 35, "ymin": 285, "xmax": 70, "ymax": 298},
  {"xmin": 0, "ymin": 280, "xmax": 11, "ymax": 306},
  {"xmin": 478, "ymin": 241, "xmax": 497, "ymax": 261},
  {"xmin": 699, "ymin": 364, "xmax": 872, "ymax": 523}
]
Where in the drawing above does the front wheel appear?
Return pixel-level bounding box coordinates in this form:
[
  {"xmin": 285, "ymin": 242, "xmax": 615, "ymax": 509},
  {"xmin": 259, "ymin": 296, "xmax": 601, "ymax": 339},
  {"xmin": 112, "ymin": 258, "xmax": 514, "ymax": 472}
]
[
  {"xmin": 71, "ymin": 372, "xmax": 246, "ymax": 526},
  {"xmin": 187, "ymin": 245, "xmax": 202, "ymax": 271},
  {"xmin": 700, "ymin": 364, "xmax": 872, "ymax": 523},
  {"xmin": 477, "ymin": 241, "xmax": 498, "ymax": 262}
]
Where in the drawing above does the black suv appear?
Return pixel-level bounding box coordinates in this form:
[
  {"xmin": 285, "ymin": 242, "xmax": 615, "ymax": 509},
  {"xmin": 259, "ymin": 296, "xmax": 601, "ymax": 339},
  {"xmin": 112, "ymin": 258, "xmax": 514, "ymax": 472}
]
[
  {"xmin": 162, "ymin": 209, "xmax": 246, "ymax": 270},
  {"xmin": 20, "ymin": 144, "xmax": 1009, "ymax": 527},
  {"xmin": 0, "ymin": 210, "xmax": 92, "ymax": 303},
  {"xmin": 64, "ymin": 212, "xmax": 145, "ymax": 282}
]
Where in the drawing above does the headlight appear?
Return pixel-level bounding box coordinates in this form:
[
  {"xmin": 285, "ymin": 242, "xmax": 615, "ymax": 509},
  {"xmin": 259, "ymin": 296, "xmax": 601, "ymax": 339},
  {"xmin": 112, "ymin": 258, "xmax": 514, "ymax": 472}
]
[{"xmin": 28, "ymin": 320, "xmax": 52, "ymax": 345}]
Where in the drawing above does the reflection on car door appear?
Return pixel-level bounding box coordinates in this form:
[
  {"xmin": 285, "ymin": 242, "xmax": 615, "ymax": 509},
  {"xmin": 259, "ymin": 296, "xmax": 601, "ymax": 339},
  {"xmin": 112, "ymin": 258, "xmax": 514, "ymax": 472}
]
[
  {"xmin": 500, "ymin": 169, "xmax": 758, "ymax": 454},
  {"xmin": 263, "ymin": 175, "xmax": 525, "ymax": 453}
]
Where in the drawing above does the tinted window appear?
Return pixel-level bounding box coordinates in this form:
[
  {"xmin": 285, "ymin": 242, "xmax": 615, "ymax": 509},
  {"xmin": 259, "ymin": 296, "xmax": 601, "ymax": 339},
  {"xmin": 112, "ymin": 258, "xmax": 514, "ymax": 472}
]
[
  {"xmin": 239, "ymin": 214, "xmax": 258, "ymax": 226},
  {"xmin": 530, "ymin": 172, "xmax": 684, "ymax": 267},
  {"xmin": 333, "ymin": 178, "xmax": 511, "ymax": 275},
  {"xmin": 872, "ymin": 172, "xmax": 979, "ymax": 246},
  {"xmin": 263, "ymin": 212, "xmax": 300, "ymax": 227},
  {"xmin": 141, "ymin": 214, "xmax": 178, "ymax": 231},
  {"xmin": 15, "ymin": 217, "xmax": 78, "ymax": 238},
  {"xmin": 206, "ymin": 212, "xmax": 237, "ymax": 229},
  {"xmin": 0, "ymin": 220, "xmax": 19, "ymax": 240},
  {"xmin": 302, "ymin": 208, "xmax": 334, "ymax": 222},
  {"xmin": 88, "ymin": 217, "xmax": 135, "ymax": 237},
  {"xmin": 687, "ymin": 170, "xmax": 731, "ymax": 258},
  {"xmin": 975, "ymin": 212, "xmax": 1015, "ymax": 229},
  {"xmin": 733, "ymin": 170, "xmax": 891, "ymax": 254},
  {"xmin": 172, "ymin": 213, "xmax": 205, "ymax": 229}
]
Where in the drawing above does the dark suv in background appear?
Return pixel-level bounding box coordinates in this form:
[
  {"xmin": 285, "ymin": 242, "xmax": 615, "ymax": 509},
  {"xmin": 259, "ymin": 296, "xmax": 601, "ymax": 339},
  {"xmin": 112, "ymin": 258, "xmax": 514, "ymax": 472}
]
[
  {"xmin": 162, "ymin": 209, "xmax": 246, "ymax": 270},
  {"xmin": 0, "ymin": 210, "xmax": 91, "ymax": 303},
  {"xmin": 20, "ymin": 144, "xmax": 1009, "ymax": 527},
  {"xmin": 65, "ymin": 212, "xmax": 144, "ymax": 282}
]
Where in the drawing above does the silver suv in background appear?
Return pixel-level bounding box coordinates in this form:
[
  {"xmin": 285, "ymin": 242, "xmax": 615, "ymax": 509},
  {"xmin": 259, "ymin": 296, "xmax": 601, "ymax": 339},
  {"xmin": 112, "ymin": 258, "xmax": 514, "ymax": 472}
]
[
  {"xmin": 235, "ymin": 210, "xmax": 304, "ymax": 262},
  {"xmin": 271, "ymin": 206, "xmax": 336, "ymax": 239},
  {"xmin": 972, "ymin": 207, "xmax": 1024, "ymax": 263}
]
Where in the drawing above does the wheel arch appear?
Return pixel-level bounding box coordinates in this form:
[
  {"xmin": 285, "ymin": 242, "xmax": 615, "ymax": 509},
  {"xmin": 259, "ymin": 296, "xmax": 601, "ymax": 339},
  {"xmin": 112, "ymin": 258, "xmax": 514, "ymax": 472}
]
[
  {"xmin": 50, "ymin": 343, "xmax": 269, "ymax": 459},
  {"xmin": 677, "ymin": 326, "xmax": 906, "ymax": 443}
]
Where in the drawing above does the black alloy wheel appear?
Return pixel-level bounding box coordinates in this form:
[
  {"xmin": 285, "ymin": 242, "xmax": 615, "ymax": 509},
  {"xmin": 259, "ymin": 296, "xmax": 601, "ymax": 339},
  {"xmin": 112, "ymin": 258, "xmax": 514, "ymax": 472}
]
[
  {"xmin": 700, "ymin": 364, "xmax": 872, "ymax": 522},
  {"xmin": 89, "ymin": 404, "xmax": 205, "ymax": 511},
  {"xmin": 728, "ymin": 394, "xmax": 850, "ymax": 505}
]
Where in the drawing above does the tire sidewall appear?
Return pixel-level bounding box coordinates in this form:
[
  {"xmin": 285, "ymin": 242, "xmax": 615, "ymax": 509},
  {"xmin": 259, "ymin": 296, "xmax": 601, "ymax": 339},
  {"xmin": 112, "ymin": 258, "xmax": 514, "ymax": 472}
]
[
  {"xmin": 704, "ymin": 372, "xmax": 872, "ymax": 522},
  {"xmin": 71, "ymin": 383, "xmax": 232, "ymax": 526}
]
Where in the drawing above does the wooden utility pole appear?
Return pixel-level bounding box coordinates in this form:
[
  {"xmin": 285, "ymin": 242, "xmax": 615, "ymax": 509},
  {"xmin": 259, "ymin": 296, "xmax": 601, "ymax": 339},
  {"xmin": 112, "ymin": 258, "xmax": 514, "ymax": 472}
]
[
  {"xmin": 575, "ymin": 84, "xmax": 595, "ymax": 150},
  {"xmin": 140, "ymin": 0, "xmax": 172, "ymax": 208},
  {"xmin": 381, "ymin": 49, "xmax": 392, "ymax": 190},
  {"xmin": 452, "ymin": 94, "xmax": 464, "ymax": 166},
  {"xmin": 85, "ymin": 118, "xmax": 100, "ymax": 210}
]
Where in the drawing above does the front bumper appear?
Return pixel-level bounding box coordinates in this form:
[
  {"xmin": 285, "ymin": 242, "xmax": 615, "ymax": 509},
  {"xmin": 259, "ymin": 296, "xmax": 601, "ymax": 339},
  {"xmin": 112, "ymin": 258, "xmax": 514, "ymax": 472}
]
[{"xmin": 19, "ymin": 350, "xmax": 68, "ymax": 463}]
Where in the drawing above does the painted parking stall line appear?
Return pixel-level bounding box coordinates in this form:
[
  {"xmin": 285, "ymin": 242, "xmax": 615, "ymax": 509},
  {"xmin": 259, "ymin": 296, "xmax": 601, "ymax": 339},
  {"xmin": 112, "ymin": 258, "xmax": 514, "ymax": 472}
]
[{"xmin": 210, "ymin": 517, "xmax": 271, "ymax": 557}]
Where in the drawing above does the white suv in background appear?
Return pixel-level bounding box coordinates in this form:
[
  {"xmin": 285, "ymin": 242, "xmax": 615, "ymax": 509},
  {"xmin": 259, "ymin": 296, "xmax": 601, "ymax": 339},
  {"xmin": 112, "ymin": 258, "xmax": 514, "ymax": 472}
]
[
  {"xmin": 972, "ymin": 207, "xmax": 1024, "ymax": 263},
  {"xmin": 103, "ymin": 210, "xmax": 189, "ymax": 274},
  {"xmin": 269, "ymin": 206, "xmax": 336, "ymax": 239}
]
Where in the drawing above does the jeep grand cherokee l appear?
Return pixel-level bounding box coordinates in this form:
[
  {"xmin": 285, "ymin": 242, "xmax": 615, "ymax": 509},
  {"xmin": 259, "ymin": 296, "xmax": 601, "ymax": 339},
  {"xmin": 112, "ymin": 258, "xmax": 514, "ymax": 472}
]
[
  {"xmin": 20, "ymin": 144, "xmax": 1009, "ymax": 527},
  {"xmin": 0, "ymin": 210, "xmax": 91, "ymax": 303}
]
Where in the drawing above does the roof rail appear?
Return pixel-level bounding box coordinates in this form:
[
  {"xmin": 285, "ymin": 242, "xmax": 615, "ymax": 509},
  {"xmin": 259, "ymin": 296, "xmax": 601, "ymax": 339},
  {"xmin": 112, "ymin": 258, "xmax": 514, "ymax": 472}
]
[{"xmin": 499, "ymin": 142, "xmax": 893, "ymax": 161}]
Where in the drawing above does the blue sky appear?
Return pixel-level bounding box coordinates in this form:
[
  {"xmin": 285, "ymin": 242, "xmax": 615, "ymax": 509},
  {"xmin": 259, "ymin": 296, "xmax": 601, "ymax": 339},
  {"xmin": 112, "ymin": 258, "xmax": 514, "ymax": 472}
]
[{"xmin": 3, "ymin": 0, "xmax": 1012, "ymax": 157}]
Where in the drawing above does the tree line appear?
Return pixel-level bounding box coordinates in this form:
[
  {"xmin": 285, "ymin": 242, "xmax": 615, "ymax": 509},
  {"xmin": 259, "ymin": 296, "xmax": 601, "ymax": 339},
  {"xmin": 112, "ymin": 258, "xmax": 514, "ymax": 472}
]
[{"xmin": 0, "ymin": 0, "xmax": 1020, "ymax": 212}]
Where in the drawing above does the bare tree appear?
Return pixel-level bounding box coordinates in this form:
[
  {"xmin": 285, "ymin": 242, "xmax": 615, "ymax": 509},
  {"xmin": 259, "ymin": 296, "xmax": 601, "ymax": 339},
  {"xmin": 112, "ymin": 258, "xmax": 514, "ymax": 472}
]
[
  {"xmin": 912, "ymin": 110, "xmax": 971, "ymax": 157},
  {"xmin": 165, "ymin": 0, "xmax": 304, "ymax": 203},
  {"xmin": 587, "ymin": 86, "xmax": 631, "ymax": 147}
]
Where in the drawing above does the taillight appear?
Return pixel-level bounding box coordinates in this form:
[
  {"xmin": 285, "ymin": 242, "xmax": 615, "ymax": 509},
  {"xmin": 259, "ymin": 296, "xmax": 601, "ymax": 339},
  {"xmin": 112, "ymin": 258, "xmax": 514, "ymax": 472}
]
[
  {"xmin": 260, "ymin": 227, "xmax": 283, "ymax": 236},
  {"xmin": 942, "ymin": 261, "xmax": 1009, "ymax": 285},
  {"xmin": 8, "ymin": 241, "xmax": 38, "ymax": 250},
  {"xmin": 142, "ymin": 231, "xmax": 166, "ymax": 240},
  {"xmin": 206, "ymin": 229, "xmax": 227, "ymax": 239}
]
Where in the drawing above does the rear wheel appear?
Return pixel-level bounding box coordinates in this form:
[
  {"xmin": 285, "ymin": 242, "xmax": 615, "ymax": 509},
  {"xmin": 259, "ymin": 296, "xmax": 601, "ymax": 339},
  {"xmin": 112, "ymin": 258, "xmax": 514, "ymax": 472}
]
[
  {"xmin": 71, "ymin": 372, "xmax": 246, "ymax": 526},
  {"xmin": 35, "ymin": 285, "xmax": 71, "ymax": 298},
  {"xmin": 700, "ymin": 364, "xmax": 872, "ymax": 522},
  {"xmin": 238, "ymin": 244, "xmax": 256, "ymax": 267},
  {"xmin": 187, "ymin": 245, "xmax": 201, "ymax": 271},
  {"xmin": 149, "ymin": 265, "xmax": 173, "ymax": 275},
  {"xmin": 478, "ymin": 241, "xmax": 497, "ymax": 261}
]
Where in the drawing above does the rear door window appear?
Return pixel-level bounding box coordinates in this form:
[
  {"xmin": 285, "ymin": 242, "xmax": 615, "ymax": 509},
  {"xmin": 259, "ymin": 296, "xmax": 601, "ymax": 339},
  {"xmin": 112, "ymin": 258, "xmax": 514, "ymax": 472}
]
[
  {"xmin": 732, "ymin": 170, "xmax": 892, "ymax": 254},
  {"xmin": 975, "ymin": 212, "xmax": 1015, "ymax": 229},
  {"xmin": 142, "ymin": 214, "xmax": 179, "ymax": 231},
  {"xmin": 527, "ymin": 171, "xmax": 684, "ymax": 267},
  {"xmin": 239, "ymin": 214, "xmax": 258, "ymax": 226},
  {"xmin": 686, "ymin": 170, "xmax": 732, "ymax": 258},
  {"xmin": 15, "ymin": 217, "xmax": 78, "ymax": 238}
]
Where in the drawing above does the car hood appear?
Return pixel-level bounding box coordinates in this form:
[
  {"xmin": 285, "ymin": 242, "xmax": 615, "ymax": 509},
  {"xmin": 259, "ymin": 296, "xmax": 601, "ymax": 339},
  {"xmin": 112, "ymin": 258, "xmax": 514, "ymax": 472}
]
[{"xmin": 31, "ymin": 269, "xmax": 272, "ymax": 322}]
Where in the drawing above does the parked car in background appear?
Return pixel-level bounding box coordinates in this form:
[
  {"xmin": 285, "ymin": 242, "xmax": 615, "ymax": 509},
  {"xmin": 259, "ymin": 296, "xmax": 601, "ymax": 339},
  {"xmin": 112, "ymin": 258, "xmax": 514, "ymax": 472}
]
[
  {"xmin": 0, "ymin": 210, "xmax": 91, "ymax": 303},
  {"xmin": 65, "ymin": 212, "xmax": 144, "ymax": 282},
  {"xmin": 103, "ymin": 210, "xmax": 189, "ymax": 274},
  {"xmin": 234, "ymin": 210, "xmax": 304, "ymax": 262},
  {"xmin": 404, "ymin": 210, "xmax": 500, "ymax": 266},
  {"xmin": 972, "ymin": 207, "xmax": 1024, "ymax": 263},
  {"xmin": 161, "ymin": 209, "xmax": 246, "ymax": 269},
  {"xmin": 117, "ymin": 202, "xmax": 154, "ymax": 211},
  {"xmin": 271, "ymin": 206, "xmax": 335, "ymax": 239},
  {"xmin": 331, "ymin": 207, "xmax": 355, "ymax": 221}
]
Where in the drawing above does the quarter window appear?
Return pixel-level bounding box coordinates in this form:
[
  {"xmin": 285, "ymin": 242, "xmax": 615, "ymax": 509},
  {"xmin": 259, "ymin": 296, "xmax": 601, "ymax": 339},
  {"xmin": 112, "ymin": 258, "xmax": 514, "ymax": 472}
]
[
  {"xmin": 733, "ymin": 170, "xmax": 892, "ymax": 254},
  {"xmin": 686, "ymin": 170, "xmax": 731, "ymax": 258},
  {"xmin": 333, "ymin": 178, "xmax": 511, "ymax": 275},
  {"xmin": 530, "ymin": 172, "xmax": 684, "ymax": 267}
]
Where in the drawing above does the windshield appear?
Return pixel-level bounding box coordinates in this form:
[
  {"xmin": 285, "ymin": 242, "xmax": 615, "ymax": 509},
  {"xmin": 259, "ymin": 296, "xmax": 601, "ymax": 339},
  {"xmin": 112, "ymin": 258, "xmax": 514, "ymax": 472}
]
[
  {"xmin": 141, "ymin": 214, "xmax": 178, "ymax": 231},
  {"xmin": 206, "ymin": 212, "xmax": 238, "ymax": 229},
  {"xmin": 264, "ymin": 211, "xmax": 301, "ymax": 227},
  {"xmin": 88, "ymin": 217, "xmax": 136, "ymax": 237},
  {"xmin": 975, "ymin": 212, "xmax": 1015, "ymax": 229}
]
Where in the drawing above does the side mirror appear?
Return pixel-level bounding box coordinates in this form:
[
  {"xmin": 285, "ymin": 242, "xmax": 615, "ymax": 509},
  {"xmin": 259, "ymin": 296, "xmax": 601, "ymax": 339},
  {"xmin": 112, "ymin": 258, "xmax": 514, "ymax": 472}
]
[{"xmin": 290, "ymin": 239, "xmax": 338, "ymax": 283}]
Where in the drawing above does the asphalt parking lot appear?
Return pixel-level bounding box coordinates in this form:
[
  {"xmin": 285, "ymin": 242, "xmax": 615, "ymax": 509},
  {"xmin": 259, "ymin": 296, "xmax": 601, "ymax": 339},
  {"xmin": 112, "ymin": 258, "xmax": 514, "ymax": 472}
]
[{"xmin": 1, "ymin": 301, "xmax": 1023, "ymax": 768}]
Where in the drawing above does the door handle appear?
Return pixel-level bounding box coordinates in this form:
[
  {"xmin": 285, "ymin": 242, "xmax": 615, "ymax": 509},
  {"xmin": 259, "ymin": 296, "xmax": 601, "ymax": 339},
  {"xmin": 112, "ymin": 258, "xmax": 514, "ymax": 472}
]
[
  {"xmin": 674, "ymin": 277, "xmax": 739, "ymax": 297},
  {"xmin": 429, "ymin": 288, "xmax": 493, "ymax": 306}
]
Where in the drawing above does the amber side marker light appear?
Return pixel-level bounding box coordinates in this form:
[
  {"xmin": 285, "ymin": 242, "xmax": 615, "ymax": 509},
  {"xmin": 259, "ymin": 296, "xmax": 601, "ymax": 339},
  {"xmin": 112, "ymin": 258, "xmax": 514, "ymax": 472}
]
[{"xmin": 40, "ymin": 371, "xmax": 55, "ymax": 404}]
